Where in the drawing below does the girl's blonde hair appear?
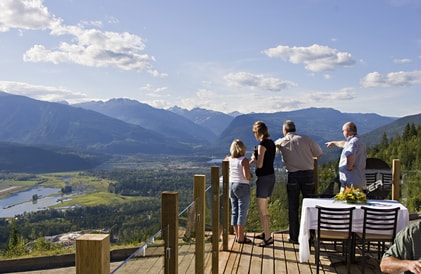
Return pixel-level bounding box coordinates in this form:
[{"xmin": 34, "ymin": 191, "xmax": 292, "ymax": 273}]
[{"xmin": 230, "ymin": 139, "xmax": 247, "ymax": 158}]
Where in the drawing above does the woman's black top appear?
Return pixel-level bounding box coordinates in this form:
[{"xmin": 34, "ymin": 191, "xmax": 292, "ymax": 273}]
[{"xmin": 256, "ymin": 138, "xmax": 276, "ymax": 177}]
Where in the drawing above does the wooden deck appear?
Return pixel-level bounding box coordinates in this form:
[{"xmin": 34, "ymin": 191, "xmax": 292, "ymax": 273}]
[{"xmin": 11, "ymin": 231, "xmax": 384, "ymax": 274}]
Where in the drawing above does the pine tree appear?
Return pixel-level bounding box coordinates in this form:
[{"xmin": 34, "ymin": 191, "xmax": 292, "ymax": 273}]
[
  {"xmin": 6, "ymin": 221, "xmax": 27, "ymax": 257},
  {"xmin": 7, "ymin": 222, "xmax": 19, "ymax": 251}
]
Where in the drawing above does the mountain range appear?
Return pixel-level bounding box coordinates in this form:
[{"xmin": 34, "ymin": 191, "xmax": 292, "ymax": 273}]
[{"xmin": 1, "ymin": 91, "xmax": 420, "ymax": 172}]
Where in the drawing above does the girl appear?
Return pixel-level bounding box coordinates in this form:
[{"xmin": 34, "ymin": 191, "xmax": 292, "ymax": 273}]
[{"xmin": 225, "ymin": 139, "xmax": 252, "ymax": 243}]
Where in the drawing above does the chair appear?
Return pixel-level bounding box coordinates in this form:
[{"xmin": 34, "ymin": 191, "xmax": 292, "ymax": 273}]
[
  {"xmin": 354, "ymin": 206, "xmax": 399, "ymax": 274},
  {"xmin": 365, "ymin": 158, "xmax": 392, "ymax": 200},
  {"xmin": 315, "ymin": 206, "xmax": 355, "ymax": 274}
]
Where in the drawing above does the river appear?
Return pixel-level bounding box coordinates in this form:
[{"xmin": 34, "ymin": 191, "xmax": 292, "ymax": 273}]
[{"xmin": 0, "ymin": 186, "xmax": 71, "ymax": 218}]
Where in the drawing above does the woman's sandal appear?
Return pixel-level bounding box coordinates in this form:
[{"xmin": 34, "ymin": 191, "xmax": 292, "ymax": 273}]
[
  {"xmin": 237, "ymin": 237, "xmax": 252, "ymax": 244},
  {"xmin": 258, "ymin": 237, "xmax": 274, "ymax": 247},
  {"xmin": 254, "ymin": 232, "xmax": 265, "ymax": 240}
]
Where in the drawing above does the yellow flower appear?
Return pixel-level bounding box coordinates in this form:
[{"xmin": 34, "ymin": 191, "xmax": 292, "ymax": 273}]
[{"xmin": 334, "ymin": 185, "xmax": 367, "ymax": 204}]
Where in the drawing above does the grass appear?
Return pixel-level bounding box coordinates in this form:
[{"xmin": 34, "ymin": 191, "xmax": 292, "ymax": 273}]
[{"xmin": 54, "ymin": 191, "xmax": 141, "ymax": 207}]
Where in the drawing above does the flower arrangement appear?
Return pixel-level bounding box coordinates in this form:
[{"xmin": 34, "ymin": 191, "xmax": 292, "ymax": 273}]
[{"xmin": 334, "ymin": 185, "xmax": 367, "ymax": 204}]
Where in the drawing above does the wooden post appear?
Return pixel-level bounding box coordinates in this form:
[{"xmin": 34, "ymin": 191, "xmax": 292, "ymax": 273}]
[
  {"xmin": 210, "ymin": 166, "xmax": 220, "ymax": 274},
  {"xmin": 392, "ymin": 159, "xmax": 401, "ymax": 201},
  {"xmin": 194, "ymin": 175, "xmax": 206, "ymax": 274},
  {"xmin": 76, "ymin": 234, "xmax": 110, "ymax": 274},
  {"xmin": 313, "ymin": 157, "xmax": 319, "ymax": 194},
  {"xmin": 221, "ymin": 160, "xmax": 230, "ymax": 251},
  {"xmin": 161, "ymin": 192, "xmax": 178, "ymax": 274}
]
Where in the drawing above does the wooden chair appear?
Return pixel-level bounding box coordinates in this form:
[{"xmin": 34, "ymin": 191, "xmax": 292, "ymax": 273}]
[
  {"xmin": 354, "ymin": 206, "xmax": 399, "ymax": 274},
  {"xmin": 315, "ymin": 206, "xmax": 355, "ymax": 274}
]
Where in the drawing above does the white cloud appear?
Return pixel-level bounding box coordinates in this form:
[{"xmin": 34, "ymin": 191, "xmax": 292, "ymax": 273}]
[
  {"xmin": 155, "ymin": 86, "xmax": 168, "ymax": 93},
  {"xmin": 0, "ymin": 0, "xmax": 60, "ymax": 31},
  {"xmin": 164, "ymin": 88, "xmax": 222, "ymax": 112},
  {"xmin": 24, "ymin": 24, "xmax": 157, "ymax": 71},
  {"xmin": 1, "ymin": 0, "xmax": 161, "ymax": 73},
  {"xmin": 305, "ymin": 88, "xmax": 355, "ymax": 102},
  {"xmin": 0, "ymin": 81, "xmax": 93, "ymax": 103},
  {"xmin": 262, "ymin": 44, "xmax": 355, "ymax": 72},
  {"xmin": 140, "ymin": 84, "xmax": 168, "ymax": 98},
  {"xmin": 106, "ymin": 16, "xmax": 119, "ymax": 25},
  {"xmin": 147, "ymin": 99, "xmax": 172, "ymax": 109},
  {"xmin": 174, "ymin": 89, "xmax": 216, "ymax": 111},
  {"xmin": 140, "ymin": 84, "xmax": 167, "ymax": 92},
  {"xmin": 224, "ymin": 72, "xmax": 296, "ymax": 91},
  {"xmin": 148, "ymin": 69, "xmax": 168, "ymax": 77},
  {"xmin": 79, "ymin": 20, "xmax": 103, "ymax": 28},
  {"xmin": 393, "ymin": 58, "xmax": 412, "ymax": 64},
  {"xmin": 139, "ymin": 84, "xmax": 154, "ymax": 91},
  {"xmin": 268, "ymin": 97, "xmax": 303, "ymax": 112},
  {"xmin": 196, "ymin": 89, "xmax": 214, "ymax": 100},
  {"xmin": 360, "ymin": 70, "xmax": 421, "ymax": 88}
]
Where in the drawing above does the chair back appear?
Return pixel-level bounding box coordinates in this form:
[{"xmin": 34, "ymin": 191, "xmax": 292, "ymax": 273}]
[
  {"xmin": 315, "ymin": 206, "xmax": 355, "ymax": 274},
  {"xmin": 360, "ymin": 206, "xmax": 399, "ymax": 239},
  {"xmin": 316, "ymin": 206, "xmax": 355, "ymax": 237}
]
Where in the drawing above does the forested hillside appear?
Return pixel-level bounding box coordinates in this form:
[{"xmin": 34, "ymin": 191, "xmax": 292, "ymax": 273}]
[
  {"xmin": 366, "ymin": 123, "xmax": 421, "ymax": 212},
  {"xmin": 368, "ymin": 123, "xmax": 421, "ymax": 170},
  {"xmin": 0, "ymin": 166, "xmax": 204, "ymax": 257}
]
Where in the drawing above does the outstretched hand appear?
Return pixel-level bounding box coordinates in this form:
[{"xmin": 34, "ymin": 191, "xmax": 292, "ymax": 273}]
[{"xmin": 325, "ymin": 141, "xmax": 334, "ymax": 148}]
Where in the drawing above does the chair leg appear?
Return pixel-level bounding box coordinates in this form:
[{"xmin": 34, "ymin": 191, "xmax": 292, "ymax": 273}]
[
  {"xmin": 315, "ymin": 240, "xmax": 320, "ymax": 274},
  {"xmin": 380, "ymin": 242, "xmax": 385, "ymax": 260},
  {"xmin": 314, "ymin": 241, "xmax": 320, "ymax": 274},
  {"xmin": 361, "ymin": 240, "xmax": 366, "ymax": 274},
  {"xmin": 346, "ymin": 239, "xmax": 352, "ymax": 274}
]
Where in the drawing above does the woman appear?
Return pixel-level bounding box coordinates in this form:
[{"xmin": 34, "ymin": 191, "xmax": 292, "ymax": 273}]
[
  {"xmin": 250, "ymin": 121, "xmax": 276, "ymax": 247},
  {"xmin": 225, "ymin": 139, "xmax": 252, "ymax": 243}
]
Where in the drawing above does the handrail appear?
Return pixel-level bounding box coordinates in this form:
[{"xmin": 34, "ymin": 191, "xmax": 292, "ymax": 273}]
[{"xmin": 110, "ymin": 185, "xmax": 212, "ymax": 274}]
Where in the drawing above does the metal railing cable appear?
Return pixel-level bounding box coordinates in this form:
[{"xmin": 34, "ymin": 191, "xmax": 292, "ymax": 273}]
[
  {"xmin": 110, "ymin": 229, "xmax": 162, "ymax": 274},
  {"xmin": 110, "ymin": 185, "xmax": 212, "ymax": 273}
]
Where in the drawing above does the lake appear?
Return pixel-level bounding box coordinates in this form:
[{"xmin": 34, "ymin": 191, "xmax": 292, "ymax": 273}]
[{"xmin": 0, "ymin": 186, "xmax": 69, "ymax": 218}]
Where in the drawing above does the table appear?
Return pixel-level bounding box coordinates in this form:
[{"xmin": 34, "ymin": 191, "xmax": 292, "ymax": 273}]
[{"xmin": 298, "ymin": 198, "xmax": 410, "ymax": 263}]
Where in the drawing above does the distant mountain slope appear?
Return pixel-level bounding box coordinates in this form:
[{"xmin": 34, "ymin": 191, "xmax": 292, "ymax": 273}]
[
  {"xmin": 168, "ymin": 106, "xmax": 235, "ymax": 136},
  {"xmin": 2, "ymin": 91, "xmax": 418, "ymax": 165},
  {"xmin": 211, "ymin": 108, "xmax": 398, "ymax": 158},
  {"xmin": 73, "ymin": 99, "xmax": 217, "ymax": 143},
  {"xmin": 361, "ymin": 113, "xmax": 421, "ymax": 147},
  {"xmin": 0, "ymin": 142, "xmax": 106, "ymax": 173},
  {"xmin": 0, "ymin": 92, "xmax": 193, "ymax": 155}
]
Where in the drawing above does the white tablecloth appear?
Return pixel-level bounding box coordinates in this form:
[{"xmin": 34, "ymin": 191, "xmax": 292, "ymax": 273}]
[{"xmin": 298, "ymin": 198, "xmax": 410, "ymax": 263}]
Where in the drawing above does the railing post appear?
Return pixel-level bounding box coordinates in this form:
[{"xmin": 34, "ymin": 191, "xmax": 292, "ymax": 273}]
[
  {"xmin": 211, "ymin": 166, "xmax": 220, "ymax": 274},
  {"xmin": 194, "ymin": 175, "xmax": 206, "ymax": 274},
  {"xmin": 76, "ymin": 234, "xmax": 110, "ymax": 274},
  {"xmin": 392, "ymin": 159, "xmax": 401, "ymax": 201},
  {"xmin": 221, "ymin": 160, "xmax": 229, "ymax": 251},
  {"xmin": 162, "ymin": 192, "xmax": 178, "ymax": 274},
  {"xmin": 313, "ymin": 157, "xmax": 319, "ymax": 194}
]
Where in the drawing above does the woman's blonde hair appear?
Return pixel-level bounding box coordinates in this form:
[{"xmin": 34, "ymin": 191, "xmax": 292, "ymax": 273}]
[
  {"xmin": 252, "ymin": 121, "xmax": 270, "ymax": 139},
  {"xmin": 230, "ymin": 139, "xmax": 247, "ymax": 158}
]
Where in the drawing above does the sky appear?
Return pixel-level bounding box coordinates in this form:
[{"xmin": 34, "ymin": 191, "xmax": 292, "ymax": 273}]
[{"xmin": 0, "ymin": 0, "xmax": 420, "ymax": 118}]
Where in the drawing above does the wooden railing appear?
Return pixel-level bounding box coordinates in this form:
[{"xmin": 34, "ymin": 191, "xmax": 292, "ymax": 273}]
[
  {"xmin": 392, "ymin": 159, "xmax": 401, "ymax": 200},
  {"xmin": 160, "ymin": 163, "xmax": 230, "ymax": 274},
  {"xmin": 74, "ymin": 158, "xmax": 402, "ymax": 274}
]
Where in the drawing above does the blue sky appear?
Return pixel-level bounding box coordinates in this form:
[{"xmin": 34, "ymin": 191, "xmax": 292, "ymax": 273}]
[{"xmin": 0, "ymin": 0, "xmax": 420, "ymax": 117}]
